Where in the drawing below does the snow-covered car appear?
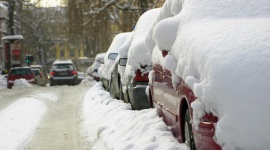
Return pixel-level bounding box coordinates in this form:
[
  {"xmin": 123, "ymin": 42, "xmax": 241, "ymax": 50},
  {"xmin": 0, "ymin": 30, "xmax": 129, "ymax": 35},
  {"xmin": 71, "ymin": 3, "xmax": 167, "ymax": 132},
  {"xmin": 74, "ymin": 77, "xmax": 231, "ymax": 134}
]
[
  {"xmin": 49, "ymin": 60, "xmax": 78, "ymax": 86},
  {"xmin": 109, "ymin": 32, "xmax": 134, "ymax": 100},
  {"xmin": 121, "ymin": 8, "xmax": 160, "ymax": 110},
  {"xmin": 7, "ymin": 67, "xmax": 36, "ymax": 89},
  {"xmin": 86, "ymin": 66, "xmax": 93, "ymax": 77},
  {"xmin": 146, "ymin": 0, "xmax": 270, "ymax": 150},
  {"xmin": 100, "ymin": 32, "xmax": 131, "ymax": 91},
  {"xmin": 90, "ymin": 53, "xmax": 105, "ymax": 81}
]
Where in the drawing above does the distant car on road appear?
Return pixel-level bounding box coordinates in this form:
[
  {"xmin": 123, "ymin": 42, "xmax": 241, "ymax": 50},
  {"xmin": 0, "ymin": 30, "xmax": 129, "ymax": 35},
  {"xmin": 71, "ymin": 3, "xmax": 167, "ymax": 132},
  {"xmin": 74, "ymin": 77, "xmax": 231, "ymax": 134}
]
[
  {"xmin": 31, "ymin": 69, "xmax": 46, "ymax": 86},
  {"xmin": 7, "ymin": 67, "xmax": 36, "ymax": 89},
  {"xmin": 49, "ymin": 60, "xmax": 78, "ymax": 86},
  {"xmin": 30, "ymin": 65, "xmax": 48, "ymax": 86}
]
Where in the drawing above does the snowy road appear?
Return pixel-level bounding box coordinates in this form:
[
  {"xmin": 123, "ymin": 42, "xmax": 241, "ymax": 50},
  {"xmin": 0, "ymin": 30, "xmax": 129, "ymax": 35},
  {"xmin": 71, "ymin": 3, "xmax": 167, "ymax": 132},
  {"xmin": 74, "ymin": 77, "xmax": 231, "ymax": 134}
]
[
  {"xmin": 23, "ymin": 85, "xmax": 89, "ymax": 149},
  {"xmin": 0, "ymin": 84, "xmax": 91, "ymax": 149},
  {"xmin": 0, "ymin": 78, "xmax": 186, "ymax": 150}
]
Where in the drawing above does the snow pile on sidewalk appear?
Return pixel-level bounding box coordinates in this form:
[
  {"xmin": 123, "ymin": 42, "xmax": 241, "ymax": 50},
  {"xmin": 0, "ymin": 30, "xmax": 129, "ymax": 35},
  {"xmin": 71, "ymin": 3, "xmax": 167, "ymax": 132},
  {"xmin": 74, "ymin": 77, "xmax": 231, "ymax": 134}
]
[
  {"xmin": 0, "ymin": 75, "xmax": 7, "ymax": 90},
  {"xmin": 0, "ymin": 98, "xmax": 47, "ymax": 149},
  {"xmin": 81, "ymin": 82, "xmax": 187, "ymax": 150}
]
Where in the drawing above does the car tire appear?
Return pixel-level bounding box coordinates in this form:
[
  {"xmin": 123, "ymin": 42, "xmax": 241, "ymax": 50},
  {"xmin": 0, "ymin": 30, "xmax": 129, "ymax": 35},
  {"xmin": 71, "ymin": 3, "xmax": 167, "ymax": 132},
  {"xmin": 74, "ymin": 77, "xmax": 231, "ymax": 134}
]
[
  {"xmin": 7, "ymin": 85, "xmax": 12, "ymax": 89},
  {"xmin": 110, "ymin": 81, "xmax": 116, "ymax": 98},
  {"xmin": 184, "ymin": 109, "xmax": 196, "ymax": 150}
]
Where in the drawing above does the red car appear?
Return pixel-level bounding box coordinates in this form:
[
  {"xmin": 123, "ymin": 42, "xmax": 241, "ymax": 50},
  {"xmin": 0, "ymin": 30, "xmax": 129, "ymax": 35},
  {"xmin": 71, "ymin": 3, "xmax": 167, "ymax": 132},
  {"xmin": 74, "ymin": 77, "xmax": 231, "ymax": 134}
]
[
  {"xmin": 7, "ymin": 67, "xmax": 36, "ymax": 89},
  {"xmin": 147, "ymin": 51, "xmax": 221, "ymax": 150}
]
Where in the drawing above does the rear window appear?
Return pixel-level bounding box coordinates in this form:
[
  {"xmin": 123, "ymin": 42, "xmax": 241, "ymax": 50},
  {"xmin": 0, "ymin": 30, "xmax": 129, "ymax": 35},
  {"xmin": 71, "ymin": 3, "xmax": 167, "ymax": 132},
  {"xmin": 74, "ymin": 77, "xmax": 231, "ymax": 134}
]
[
  {"xmin": 53, "ymin": 64, "xmax": 74, "ymax": 70},
  {"xmin": 32, "ymin": 69, "xmax": 41, "ymax": 75},
  {"xmin": 11, "ymin": 68, "xmax": 32, "ymax": 76}
]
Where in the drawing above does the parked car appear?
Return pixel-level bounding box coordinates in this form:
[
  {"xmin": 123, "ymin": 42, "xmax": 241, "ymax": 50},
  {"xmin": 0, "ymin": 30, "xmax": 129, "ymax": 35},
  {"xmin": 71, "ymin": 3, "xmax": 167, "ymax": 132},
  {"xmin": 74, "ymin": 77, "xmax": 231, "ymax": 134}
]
[
  {"xmin": 120, "ymin": 8, "xmax": 160, "ymax": 110},
  {"xmin": 49, "ymin": 60, "xmax": 78, "ymax": 86},
  {"xmin": 86, "ymin": 66, "xmax": 93, "ymax": 77},
  {"xmin": 143, "ymin": 0, "xmax": 251, "ymax": 149},
  {"xmin": 31, "ymin": 69, "xmax": 46, "ymax": 86},
  {"xmin": 7, "ymin": 67, "xmax": 36, "ymax": 89},
  {"xmin": 100, "ymin": 32, "xmax": 131, "ymax": 91},
  {"xmin": 90, "ymin": 53, "xmax": 105, "ymax": 81},
  {"xmin": 30, "ymin": 65, "xmax": 48, "ymax": 86},
  {"xmin": 109, "ymin": 32, "xmax": 134, "ymax": 100}
]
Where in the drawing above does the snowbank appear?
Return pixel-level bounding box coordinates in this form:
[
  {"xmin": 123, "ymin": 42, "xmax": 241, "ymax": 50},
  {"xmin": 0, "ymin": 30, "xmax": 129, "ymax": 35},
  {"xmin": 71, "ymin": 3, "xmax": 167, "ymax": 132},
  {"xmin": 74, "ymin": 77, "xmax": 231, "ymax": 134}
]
[
  {"xmin": 81, "ymin": 82, "xmax": 187, "ymax": 150},
  {"xmin": 0, "ymin": 98, "xmax": 47, "ymax": 149}
]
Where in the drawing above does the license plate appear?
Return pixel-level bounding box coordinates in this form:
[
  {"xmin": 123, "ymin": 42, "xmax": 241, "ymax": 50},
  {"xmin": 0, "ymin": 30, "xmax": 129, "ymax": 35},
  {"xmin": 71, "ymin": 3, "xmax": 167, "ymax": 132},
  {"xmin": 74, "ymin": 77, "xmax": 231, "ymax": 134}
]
[{"xmin": 59, "ymin": 72, "xmax": 67, "ymax": 75}]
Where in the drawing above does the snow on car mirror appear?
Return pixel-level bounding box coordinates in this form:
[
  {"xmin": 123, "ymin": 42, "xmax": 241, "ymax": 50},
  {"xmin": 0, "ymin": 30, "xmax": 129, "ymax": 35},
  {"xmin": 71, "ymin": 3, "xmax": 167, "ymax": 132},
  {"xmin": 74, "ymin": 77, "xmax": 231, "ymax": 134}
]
[
  {"xmin": 108, "ymin": 53, "xmax": 118, "ymax": 60},
  {"xmin": 119, "ymin": 58, "xmax": 127, "ymax": 66},
  {"xmin": 99, "ymin": 58, "xmax": 104, "ymax": 64}
]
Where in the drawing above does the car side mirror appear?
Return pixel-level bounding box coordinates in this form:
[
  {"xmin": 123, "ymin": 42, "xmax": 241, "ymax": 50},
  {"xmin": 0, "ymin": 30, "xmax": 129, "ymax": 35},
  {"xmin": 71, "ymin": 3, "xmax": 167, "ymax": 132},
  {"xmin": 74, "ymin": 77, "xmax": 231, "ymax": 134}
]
[
  {"xmin": 99, "ymin": 58, "xmax": 104, "ymax": 64},
  {"xmin": 108, "ymin": 53, "xmax": 118, "ymax": 60},
  {"xmin": 162, "ymin": 50, "xmax": 168, "ymax": 57},
  {"xmin": 119, "ymin": 58, "xmax": 128, "ymax": 66}
]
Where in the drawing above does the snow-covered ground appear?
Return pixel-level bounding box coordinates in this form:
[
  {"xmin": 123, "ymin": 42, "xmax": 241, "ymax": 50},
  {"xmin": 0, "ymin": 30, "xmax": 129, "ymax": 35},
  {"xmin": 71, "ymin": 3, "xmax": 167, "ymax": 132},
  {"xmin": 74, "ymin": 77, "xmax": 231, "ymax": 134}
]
[{"xmin": 0, "ymin": 75, "xmax": 187, "ymax": 149}]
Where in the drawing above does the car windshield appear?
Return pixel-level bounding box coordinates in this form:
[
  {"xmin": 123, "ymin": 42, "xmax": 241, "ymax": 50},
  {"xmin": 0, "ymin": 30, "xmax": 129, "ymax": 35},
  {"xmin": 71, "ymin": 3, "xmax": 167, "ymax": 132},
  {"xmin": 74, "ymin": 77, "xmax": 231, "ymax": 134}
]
[
  {"xmin": 53, "ymin": 64, "xmax": 74, "ymax": 70},
  {"xmin": 11, "ymin": 69, "xmax": 32, "ymax": 76},
  {"xmin": 32, "ymin": 69, "xmax": 40, "ymax": 75}
]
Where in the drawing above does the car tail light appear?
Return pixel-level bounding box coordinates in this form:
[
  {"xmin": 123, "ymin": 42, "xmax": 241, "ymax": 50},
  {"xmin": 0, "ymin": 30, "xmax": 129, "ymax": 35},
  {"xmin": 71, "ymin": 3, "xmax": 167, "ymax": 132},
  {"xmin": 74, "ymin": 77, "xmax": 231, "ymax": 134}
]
[
  {"xmin": 134, "ymin": 69, "xmax": 148, "ymax": 82},
  {"xmin": 71, "ymin": 70, "xmax": 77, "ymax": 75},
  {"xmin": 40, "ymin": 74, "xmax": 43, "ymax": 79},
  {"xmin": 50, "ymin": 71, "xmax": 55, "ymax": 76},
  {"xmin": 198, "ymin": 113, "xmax": 218, "ymax": 137},
  {"xmin": 202, "ymin": 113, "xmax": 218, "ymax": 123}
]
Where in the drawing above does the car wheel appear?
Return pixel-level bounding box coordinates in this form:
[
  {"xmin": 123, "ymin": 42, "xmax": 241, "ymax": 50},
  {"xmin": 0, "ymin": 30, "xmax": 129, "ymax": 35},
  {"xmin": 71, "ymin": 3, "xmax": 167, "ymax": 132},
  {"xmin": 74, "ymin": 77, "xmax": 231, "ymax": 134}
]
[
  {"xmin": 184, "ymin": 109, "xmax": 196, "ymax": 150},
  {"xmin": 110, "ymin": 81, "xmax": 116, "ymax": 98},
  {"xmin": 7, "ymin": 85, "xmax": 12, "ymax": 89}
]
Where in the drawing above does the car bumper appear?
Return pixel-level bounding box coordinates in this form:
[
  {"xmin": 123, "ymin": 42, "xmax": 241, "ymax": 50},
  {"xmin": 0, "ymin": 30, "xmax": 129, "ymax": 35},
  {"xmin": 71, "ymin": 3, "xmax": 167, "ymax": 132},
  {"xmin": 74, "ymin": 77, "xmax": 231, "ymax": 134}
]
[
  {"xmin": 128, "ymin": 84, "xmax": 150, "ymax": 110},
  {"xmin": 193, "ymin": 123, "xmax": 221, "ymax": 150},
  {"xmin": 50, "ymin": 76, "xmax": 78, "ymax": 84},
  {"xmin": 8, "ymin": 78, "xmax": 36, "ymax": 87}
]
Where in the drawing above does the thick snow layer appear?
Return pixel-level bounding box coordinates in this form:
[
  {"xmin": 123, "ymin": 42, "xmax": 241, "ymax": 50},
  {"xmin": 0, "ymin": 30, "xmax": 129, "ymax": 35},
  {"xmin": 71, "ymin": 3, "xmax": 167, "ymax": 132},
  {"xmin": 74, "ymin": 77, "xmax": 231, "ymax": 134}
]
[
  {"xmin": 147, "ymin": 0, "xmax": 270, "ymax": 149},
  {"xmin": 114, "ymin": 32, "xmax": 134, "ymax": 86},
  {"xmin": 123, "ymin": 8, "xmax": 160, "ymax": 84},
  {"xmin": 0, "ymin": 98, "xmax": 47, "ymax": 149},
  {"xmin": 100, "ymin": 32, "xmax": 131, "ymax": 80},
  {"xmin": 81, "ymin": 82, "xmax": 187, "ymax": 150},
  {"xmin": 13, "ymin": 79, "xmax": 34, "ymax": 89},
  {"xmin": 92, "ymin": 53, "xmax": 105, "ymax": 72}
]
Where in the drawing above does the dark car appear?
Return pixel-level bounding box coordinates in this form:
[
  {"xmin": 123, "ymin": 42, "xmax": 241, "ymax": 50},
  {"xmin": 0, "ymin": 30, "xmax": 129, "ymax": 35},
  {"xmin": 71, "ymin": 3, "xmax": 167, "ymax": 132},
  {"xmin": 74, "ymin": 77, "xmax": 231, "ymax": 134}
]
[
  {"xmin": 7, "ymin": 67, "xmax": 36, "ymax": 89},
  {"xmin": 49, "ymin": 60, "xmax": 78, "ymax": 86}
]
